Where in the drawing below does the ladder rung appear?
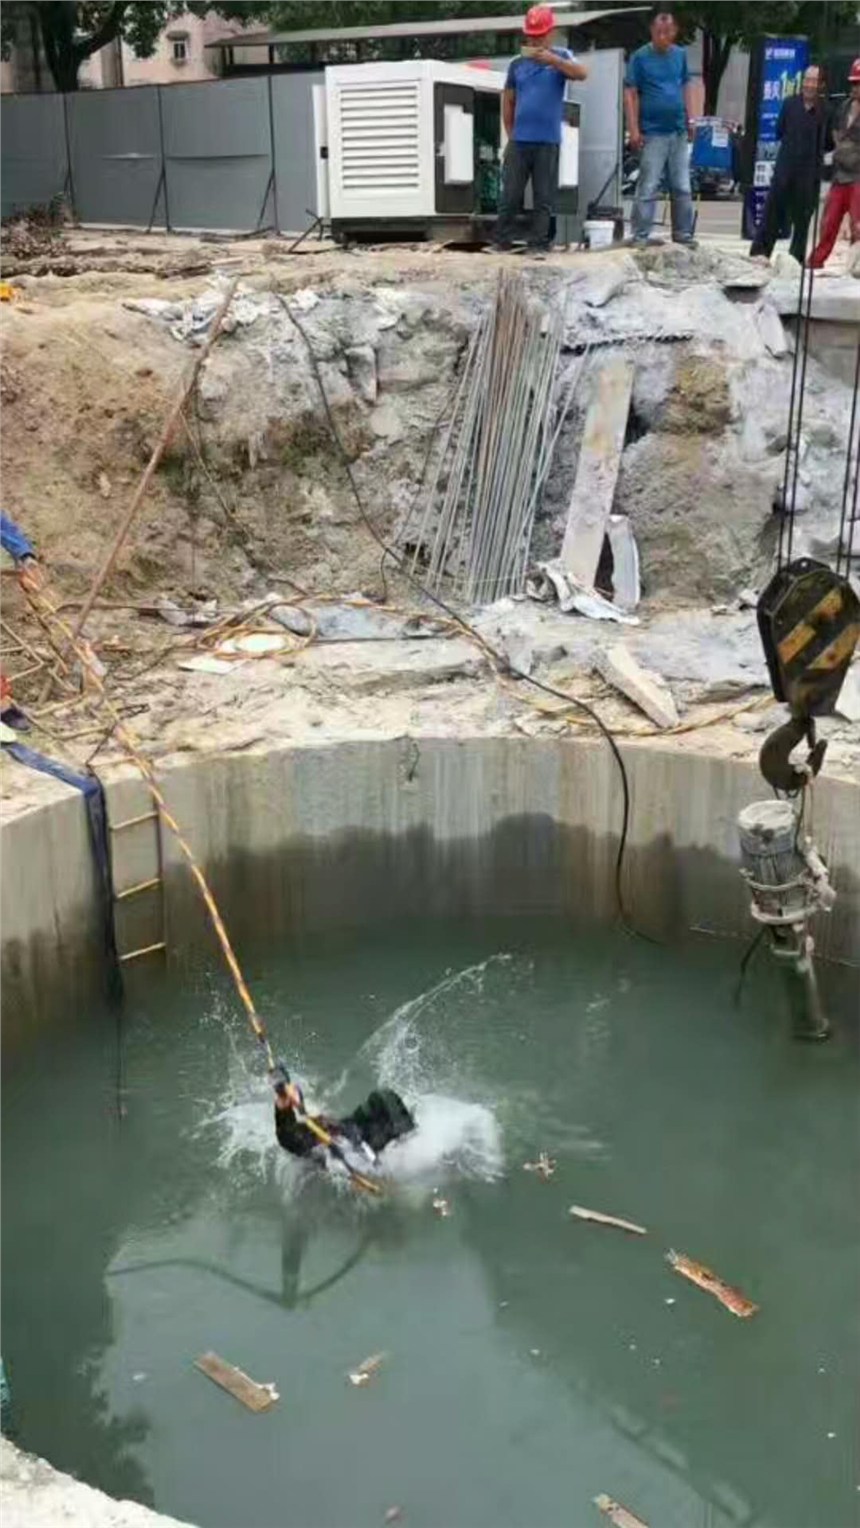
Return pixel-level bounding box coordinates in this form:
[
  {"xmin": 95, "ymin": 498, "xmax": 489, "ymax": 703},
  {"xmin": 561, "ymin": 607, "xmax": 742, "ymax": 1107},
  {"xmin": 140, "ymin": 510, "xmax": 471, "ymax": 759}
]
[
  {"xmin": 110, "ymin": 811, "xmax": 159, "ymax": 832},
  {"xmin": 114, "ymin": 876, "xmax": 162, "ymax": 902},
  {"xmin": 119, "ymin": 940, "xmax": 167, "ymax": 963}
]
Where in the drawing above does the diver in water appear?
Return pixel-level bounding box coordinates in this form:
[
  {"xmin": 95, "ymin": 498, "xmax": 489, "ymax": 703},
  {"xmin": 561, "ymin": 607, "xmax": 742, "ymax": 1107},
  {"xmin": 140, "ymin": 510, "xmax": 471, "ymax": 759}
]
[{"xmin": 272, "ymin": 1064, "xmax": 415, "ymax": 1170}]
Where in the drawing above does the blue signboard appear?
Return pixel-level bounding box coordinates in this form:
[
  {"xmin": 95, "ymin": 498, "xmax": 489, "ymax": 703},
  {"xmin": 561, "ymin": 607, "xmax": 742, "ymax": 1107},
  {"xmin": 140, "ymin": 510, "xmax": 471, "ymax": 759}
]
[{"xmin": 743, "ymin": 35, "xmax": 810, "ymax": 237}]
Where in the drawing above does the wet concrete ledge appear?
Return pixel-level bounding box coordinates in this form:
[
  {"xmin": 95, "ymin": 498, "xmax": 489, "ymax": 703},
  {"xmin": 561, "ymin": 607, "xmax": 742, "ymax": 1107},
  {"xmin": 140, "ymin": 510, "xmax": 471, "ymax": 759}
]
[
  {"xmin": 2, "ymin": 734, "xmax": 858, "ymax": 1030},
  {"xmin": 1, "ymin": 1439, "xmax": 191, "ymax": 1528}
]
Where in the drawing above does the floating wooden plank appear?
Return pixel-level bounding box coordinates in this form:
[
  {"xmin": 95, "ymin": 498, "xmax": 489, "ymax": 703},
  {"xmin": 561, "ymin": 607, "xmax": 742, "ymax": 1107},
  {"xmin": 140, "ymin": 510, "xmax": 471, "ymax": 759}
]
[
  {"xmin": 569, "ymin": 1204, "xmax": 647, "ymax": 1236},
  {"xmin": 559, "ymin": 357, "xmax": 634, "ymax": 589},
  {"xmin": 348, "ymin": 1352, "xmax": 387, "ymax": 1387},
  {"xmin": 523, "ymin": 1153, "xmax": 556, "ymax": 1179},
  {"xmin": 666, "ymin": 1250, "xmax": 759, "ymax": 1318},
  {"xmin": 594, "ymin": 1492, "xmax": 649, "ymax": 1527},
  {"xmin": 195, "ymin": 1351, "xmax": 279, "ymax": 1412}
]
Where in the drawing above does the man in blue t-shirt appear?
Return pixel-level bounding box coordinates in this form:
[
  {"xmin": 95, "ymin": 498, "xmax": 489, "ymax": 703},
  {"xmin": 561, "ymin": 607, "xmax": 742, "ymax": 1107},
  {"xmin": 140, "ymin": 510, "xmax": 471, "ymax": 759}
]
[
  {"xmin": 493, "ymin": 4, "xmax": 588, "ymax": 253},
  {"xmin": 624, "ymin": 6, "xmax": 695, "ymax": 245}
]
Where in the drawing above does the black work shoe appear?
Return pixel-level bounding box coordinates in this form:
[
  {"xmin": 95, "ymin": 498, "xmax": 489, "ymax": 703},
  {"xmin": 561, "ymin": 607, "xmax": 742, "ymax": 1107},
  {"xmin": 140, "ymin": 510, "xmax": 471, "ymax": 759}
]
[{"xmin": 0, "ymin": 705, "xmax": 31, "ymax": 733}]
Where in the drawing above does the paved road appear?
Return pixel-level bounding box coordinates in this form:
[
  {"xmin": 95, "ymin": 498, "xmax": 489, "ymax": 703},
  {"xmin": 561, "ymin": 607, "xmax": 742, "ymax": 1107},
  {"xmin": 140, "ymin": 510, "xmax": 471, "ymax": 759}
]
[
  {"xmin": 633, "ymin": 189, "xmax": 833, "ymax": 256},
  {"xmin": 621, "ymin": 194, "xmax": 745, "ymax": 248}
]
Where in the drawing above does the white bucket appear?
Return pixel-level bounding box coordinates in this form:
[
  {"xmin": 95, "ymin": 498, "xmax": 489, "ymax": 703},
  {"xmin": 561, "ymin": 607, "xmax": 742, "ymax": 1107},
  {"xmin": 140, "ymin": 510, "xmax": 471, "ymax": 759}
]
[{"xmin": 584, "ymin": 219, "xmax": 615, "ymax": 250}]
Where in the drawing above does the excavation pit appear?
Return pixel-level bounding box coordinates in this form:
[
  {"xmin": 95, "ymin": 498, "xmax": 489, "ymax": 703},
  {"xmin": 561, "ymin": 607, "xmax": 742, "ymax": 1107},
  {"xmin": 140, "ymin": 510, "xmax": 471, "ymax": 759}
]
[
  {"xmin": 1, "ymin": 735, "xmax": 859, "ymax": 1528},
  {"xmin": 2, "ymin": 239, "xmax": 859, "ymax": 1528}
]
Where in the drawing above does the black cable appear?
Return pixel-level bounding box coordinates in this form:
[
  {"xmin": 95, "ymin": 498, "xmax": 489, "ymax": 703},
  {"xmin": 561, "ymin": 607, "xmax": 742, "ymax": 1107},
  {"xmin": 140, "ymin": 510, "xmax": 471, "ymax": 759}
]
[
  {"xmin": 847, "ymin": 407, "xmax": 860, "ymax": 569},
  {"xmin": 836, "ymin": 338, "xmax": 860, "ymax": 577},
  {"xmin": 733, "ymin": 925, "xmax": 766, "ymax": 1008},
  {"xmin": 277, "ymin": 294, "xmax": 645, "ymax": 940},
  {"xmin": 786, "ymin": 247, "xmax": 819, "ymax": 565},
  {"xmin": 778, "ymin": 257, "xmax": 807, "ymax": 568},
  {"xmin": 778, "ymin": 101, "xmax": 828, "ymax": 567}
]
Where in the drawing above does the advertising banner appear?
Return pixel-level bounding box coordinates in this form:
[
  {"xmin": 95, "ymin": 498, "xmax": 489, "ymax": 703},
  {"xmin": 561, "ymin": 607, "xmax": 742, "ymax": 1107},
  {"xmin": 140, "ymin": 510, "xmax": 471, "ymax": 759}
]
[{"xmin": 742, "ymin": 35, "xmax": 810, "ymax": 239}]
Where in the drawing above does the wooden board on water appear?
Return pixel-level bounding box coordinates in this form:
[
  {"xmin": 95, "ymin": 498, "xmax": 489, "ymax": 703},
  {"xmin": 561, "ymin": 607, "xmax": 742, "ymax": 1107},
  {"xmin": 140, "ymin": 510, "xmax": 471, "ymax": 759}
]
[
  {"xmin": 594, "ymin": 1492, "xmax": 649, "ymax": 1527},
  {"xmin": 569, "ymin": 1204, "xmax": 647, "ymax": 1235},
  {"xmin": 195, "ymin": 1351, "xmax": 278, "ymax": 1412}
]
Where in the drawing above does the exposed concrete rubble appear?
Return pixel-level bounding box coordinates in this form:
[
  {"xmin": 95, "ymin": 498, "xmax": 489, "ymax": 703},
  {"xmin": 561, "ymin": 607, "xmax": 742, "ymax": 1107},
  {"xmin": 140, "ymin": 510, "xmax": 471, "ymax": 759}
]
[
  {"xmin": 1, "ymin": 1440, "xmax": 192, "ymax": 1528},
  {"xmin": 1, "ymin": 234, "xmax": 858, "ymax": 1528},
  {"xmin": 2, "ymin": 237, "xmax": 858, "ymax": 811},
  {"xmin": 595, "ymin": 644, "xmax": 679, "ymax": 730}
]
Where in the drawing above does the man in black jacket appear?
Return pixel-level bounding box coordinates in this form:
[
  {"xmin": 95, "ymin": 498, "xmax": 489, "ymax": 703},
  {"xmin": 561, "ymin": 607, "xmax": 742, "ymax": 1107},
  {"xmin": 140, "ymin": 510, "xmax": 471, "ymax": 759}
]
[
  {"xmin": 273, "ymin": 1066, "xmax": 415, "ymax": 1167},
  {"xmin": 750, "ymin": 65, "xmax": 831, "ymax": 264}
]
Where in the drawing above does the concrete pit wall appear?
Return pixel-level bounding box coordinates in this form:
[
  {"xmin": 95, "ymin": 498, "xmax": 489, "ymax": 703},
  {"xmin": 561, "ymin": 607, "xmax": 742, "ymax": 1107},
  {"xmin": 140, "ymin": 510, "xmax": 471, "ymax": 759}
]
[{"xmin": 2, "ymin": 736, "xmax": 858, "ymax": 1033}]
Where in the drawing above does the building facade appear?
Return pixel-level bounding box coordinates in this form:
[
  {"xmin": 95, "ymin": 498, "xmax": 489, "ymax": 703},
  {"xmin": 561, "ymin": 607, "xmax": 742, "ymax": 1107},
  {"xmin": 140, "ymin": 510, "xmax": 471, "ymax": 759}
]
[{"xmin": 0, "ymin": 8, "xmax": 255, "ymax": 93}]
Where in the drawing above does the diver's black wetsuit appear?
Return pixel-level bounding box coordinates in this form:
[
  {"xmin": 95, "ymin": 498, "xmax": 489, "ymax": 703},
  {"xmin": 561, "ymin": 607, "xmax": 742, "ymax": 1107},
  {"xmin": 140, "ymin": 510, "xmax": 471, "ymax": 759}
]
[{"xmin": 275, "ymin": 1088, "xmax": 415, "ymax": 1161}]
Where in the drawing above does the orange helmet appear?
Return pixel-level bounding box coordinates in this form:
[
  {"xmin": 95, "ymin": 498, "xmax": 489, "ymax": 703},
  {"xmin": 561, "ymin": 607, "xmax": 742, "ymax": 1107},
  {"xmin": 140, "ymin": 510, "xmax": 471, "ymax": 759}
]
[
  {"xmin": 524, "ymin": 5, "xmax": 556, "ymax": 38},
  {"xmin": 849, "ymin": 57, "xmax": 860, "ymax": 82}
]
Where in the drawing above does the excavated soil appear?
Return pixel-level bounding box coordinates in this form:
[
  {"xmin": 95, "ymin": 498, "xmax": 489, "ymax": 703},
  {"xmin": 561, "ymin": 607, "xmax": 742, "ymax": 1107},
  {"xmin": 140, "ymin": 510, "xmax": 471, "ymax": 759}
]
[{"xmin": 2, "ymin": 234, "xmax": 858, "ymax": 815}]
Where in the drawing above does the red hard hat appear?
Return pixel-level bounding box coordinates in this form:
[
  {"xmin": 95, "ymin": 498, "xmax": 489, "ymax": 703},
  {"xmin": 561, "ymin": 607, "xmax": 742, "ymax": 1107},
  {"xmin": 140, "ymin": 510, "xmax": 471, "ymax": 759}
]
[
  {"xmin": 849, "ymin": 57, "xmax": 860, "ymax": 82},
  {"xmin": 524, "ymin": 5, "xmax": 556, "ymax": 37}
]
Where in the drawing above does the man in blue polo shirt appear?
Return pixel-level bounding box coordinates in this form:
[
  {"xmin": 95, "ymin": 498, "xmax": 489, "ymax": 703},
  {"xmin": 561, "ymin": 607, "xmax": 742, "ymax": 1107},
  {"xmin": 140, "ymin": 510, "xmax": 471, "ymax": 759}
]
[
  {"xmin": 493, "ymin": 5, "xmax": 588, "ymax": 253},
  {"xmin": 625, "ymin": 6, "xmax": 695, "ymax": 246}
]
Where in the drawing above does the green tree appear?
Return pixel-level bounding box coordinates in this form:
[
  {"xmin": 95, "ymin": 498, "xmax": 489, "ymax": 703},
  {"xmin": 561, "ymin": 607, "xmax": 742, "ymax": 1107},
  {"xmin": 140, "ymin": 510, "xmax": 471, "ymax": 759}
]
[
  {"xmin": 675, "ymin": 1, "xmax": 860, "ymax": 113},
  {"xmin": 198, "ymin": 1, "xmax": 527, "ymax": 63},
  {"xmin": 0, "ymin": 1, "xmax": 273, "ymax": 92}
]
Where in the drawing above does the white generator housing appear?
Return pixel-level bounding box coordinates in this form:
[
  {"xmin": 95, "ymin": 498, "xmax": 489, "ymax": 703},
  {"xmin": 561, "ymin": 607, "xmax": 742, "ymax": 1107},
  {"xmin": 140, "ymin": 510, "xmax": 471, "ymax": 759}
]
[{"xmin": 316, "ymin": 59, "xmax": 580, "ymax": 240}]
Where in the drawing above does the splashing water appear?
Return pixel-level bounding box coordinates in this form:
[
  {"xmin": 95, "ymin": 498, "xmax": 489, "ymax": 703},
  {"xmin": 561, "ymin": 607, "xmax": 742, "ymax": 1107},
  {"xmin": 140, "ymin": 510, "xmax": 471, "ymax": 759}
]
[{"xmin": 204, "ymin": 955, "xmax": 512, "ymax": 1193}]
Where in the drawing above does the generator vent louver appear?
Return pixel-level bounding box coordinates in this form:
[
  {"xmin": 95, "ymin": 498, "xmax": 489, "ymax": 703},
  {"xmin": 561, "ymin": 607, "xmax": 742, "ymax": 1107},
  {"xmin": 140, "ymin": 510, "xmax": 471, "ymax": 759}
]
[{"xmin": 338, "ymin": 80, "xmax": 421, "ymax": 190}]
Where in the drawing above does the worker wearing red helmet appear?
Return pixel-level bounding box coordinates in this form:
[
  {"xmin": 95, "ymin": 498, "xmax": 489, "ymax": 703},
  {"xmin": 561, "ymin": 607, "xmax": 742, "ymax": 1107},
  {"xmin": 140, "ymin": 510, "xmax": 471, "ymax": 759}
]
[
  {"xmin": 492, "ymin": 5, "xmax": 588, "ymax": 253},
  {"xmin": 808, "ymin": 58, "xmax": 860, "ymax": 269}
]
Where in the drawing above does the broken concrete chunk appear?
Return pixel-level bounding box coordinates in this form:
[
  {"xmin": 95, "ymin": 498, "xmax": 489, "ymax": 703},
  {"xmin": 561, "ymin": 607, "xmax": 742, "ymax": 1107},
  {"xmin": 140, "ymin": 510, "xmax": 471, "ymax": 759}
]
[
  {"xmin": 595, "ymin": 644, "xmax": 679, "ymax": 728},
  {"xmin": 269, "ymin": 604, "xmax": 314, "ymax": 637},
  {"xmin": 580, "ymin": 254, "xmax": 640, "ymax": 309},
  {"xmin": 285, "ymin": 286, "xmax": 319, "ymax": 312},
  {"xmin": 155, "ymin": 595, "xmax": 218, "ymax": 628},
  {"xmin": 559, "ymin": 357, "xmax": 634, "ymax": 589},
  {"xmin": 346, "ymin": 343, "xmax": 378, "ymax": 404},
  {"xmin": 606, "ymin": 515, "xmax": 641, "ymax": 611},
  {"xmin": 297, "ymin": 638, "xmax": 483, "ymax": 693},
  {"xmin": 755, "ymin": 299, "xmax": 789, "ymax": 357}
]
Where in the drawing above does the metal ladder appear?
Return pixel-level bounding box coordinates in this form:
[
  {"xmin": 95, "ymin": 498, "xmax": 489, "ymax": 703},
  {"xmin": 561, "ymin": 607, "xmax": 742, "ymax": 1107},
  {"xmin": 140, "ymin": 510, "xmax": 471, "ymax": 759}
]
[{"xmin": 107, "ymin": 796, "xmax": 168, "ymax": 966}]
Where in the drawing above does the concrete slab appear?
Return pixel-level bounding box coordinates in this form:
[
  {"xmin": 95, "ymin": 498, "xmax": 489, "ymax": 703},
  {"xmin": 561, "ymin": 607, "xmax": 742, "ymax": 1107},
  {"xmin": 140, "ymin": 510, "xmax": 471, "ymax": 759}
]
[
  {"xmin": 1, "ymin": 1440, "xmax": 190, "ymax": 1528},
  {"xmin": 595, "ymin": 643, "xmax": 679, "ymax": 729},
  {"xmin": 559, "ymin": 357, "xmax": 634, "ymax": 588},
  {"xmin": 295, "ymin": 637, "xmax": 484, "ymax": 692},
  {"xmin": 768, "ymin": 274, "xmax": 860, "ymax": 325}
]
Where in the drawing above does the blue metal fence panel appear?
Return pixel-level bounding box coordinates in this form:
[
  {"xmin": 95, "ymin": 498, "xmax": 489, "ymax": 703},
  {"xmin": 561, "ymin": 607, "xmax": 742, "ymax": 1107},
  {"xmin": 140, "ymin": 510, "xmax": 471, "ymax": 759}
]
[
  {"xmin": 66, "ymin": 87, "xmax": 163, "ymax": 227},
  {"xmin": 270, "ymin": 72, "xmax": 323, "ymax": 234},
  {"xmin": 160, "ymin": 77, "xmax": 274, "ymax": 232},
  {"xmin": 0, "ymin": 93, "xmax": 67, "ymax": 218}
]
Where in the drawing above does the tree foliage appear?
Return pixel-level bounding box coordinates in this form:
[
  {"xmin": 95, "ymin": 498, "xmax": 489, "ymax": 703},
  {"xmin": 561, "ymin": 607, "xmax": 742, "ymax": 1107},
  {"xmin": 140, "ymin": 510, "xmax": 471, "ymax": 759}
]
[
  {"xmin": 0, "ymin": 1, "xmax": 272, "ymax": 91},
  {"xmin": 674, "ymin": 2, "xmax": 860, "ymax": 113},
  {"xmin": 3, "ymin": 0, "xmax": 857, "ymax": 100}
]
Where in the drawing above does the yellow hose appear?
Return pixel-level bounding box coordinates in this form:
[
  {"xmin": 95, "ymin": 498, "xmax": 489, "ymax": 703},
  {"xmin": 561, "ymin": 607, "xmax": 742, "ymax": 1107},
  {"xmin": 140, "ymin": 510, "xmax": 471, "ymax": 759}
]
[{"xmin": 20, "ymin": 575, "xmax": 382, "ymax": 1196}]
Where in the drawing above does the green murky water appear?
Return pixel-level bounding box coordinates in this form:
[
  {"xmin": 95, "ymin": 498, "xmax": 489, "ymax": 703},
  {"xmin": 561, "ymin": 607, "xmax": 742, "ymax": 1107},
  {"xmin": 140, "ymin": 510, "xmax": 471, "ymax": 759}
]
[{"xmin": 2, "ymin": 919, "xmax": 858, "ymax": 1528}]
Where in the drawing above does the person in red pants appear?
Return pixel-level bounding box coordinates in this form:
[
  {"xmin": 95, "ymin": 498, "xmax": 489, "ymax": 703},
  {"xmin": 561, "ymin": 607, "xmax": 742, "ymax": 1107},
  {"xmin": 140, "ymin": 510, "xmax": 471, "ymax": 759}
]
[{"xmin": 808, "ymin": 59, "xmax": 860, "ymax": 269}]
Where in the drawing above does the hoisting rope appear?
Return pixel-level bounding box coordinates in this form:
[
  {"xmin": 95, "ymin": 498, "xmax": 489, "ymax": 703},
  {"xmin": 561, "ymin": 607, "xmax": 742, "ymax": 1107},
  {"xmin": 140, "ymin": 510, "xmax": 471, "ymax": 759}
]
[{"xmin": 19, "ymin": 571, "xmax": 382, "ymax": 1196}]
